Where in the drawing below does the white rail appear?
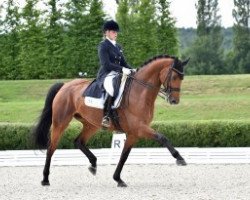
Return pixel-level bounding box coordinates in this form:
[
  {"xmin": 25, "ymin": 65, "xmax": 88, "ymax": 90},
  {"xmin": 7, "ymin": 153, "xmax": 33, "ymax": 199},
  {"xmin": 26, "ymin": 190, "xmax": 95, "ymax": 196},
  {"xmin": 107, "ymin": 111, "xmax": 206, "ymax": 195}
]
[{"xmin": 1, "ymin": 148, "xmax": 250, "ymax": 167}]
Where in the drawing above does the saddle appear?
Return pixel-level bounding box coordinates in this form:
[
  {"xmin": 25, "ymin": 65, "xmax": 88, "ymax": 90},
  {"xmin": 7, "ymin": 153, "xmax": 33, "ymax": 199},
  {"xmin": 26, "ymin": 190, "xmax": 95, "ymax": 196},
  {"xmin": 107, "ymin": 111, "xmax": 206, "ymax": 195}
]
[{"xmin": 83, "ymin": 73, "xmax": 129, "ymax": 109}]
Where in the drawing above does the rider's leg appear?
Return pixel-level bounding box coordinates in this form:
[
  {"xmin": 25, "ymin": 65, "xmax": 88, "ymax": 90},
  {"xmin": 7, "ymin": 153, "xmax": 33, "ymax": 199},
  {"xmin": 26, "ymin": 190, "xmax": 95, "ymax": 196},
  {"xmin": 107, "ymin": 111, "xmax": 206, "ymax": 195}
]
[
  {"xmin": 102, "ymin": 94, "xmax": 113, "ymax": 127},
  {"xmin": 102, "ymin": 74, "xmax": 122, "ymax": 128}
]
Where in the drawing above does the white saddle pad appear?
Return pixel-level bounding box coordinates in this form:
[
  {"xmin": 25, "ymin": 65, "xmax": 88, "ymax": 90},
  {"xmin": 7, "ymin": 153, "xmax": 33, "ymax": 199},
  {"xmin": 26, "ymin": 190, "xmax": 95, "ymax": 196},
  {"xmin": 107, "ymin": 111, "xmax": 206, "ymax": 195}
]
[{"xmin": 84, "ymin": 72, "xmax": 128, "ymax": 109}]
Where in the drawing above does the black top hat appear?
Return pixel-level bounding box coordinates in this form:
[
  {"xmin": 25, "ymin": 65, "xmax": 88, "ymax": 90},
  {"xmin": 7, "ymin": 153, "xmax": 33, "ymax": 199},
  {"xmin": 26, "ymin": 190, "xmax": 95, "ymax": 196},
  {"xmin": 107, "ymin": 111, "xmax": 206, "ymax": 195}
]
[{"xmin": 103, "ymin": 20, "xmax": 120, "ymax": 32}]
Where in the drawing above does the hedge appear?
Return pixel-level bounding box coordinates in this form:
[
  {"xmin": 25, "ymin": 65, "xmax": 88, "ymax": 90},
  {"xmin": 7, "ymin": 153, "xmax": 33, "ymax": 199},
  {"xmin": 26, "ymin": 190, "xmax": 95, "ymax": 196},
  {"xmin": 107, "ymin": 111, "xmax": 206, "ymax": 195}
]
[{"xmin": 0, "ymin": 121, "xmax": 250, "ymax": 150}]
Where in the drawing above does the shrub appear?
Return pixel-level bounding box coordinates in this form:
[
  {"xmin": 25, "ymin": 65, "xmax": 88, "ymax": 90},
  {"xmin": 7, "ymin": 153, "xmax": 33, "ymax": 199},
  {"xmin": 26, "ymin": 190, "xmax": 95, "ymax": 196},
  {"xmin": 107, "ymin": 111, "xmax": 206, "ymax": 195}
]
[{"xmin": 0, "ymin": 120, "xmax": 249, "ymax": 150}]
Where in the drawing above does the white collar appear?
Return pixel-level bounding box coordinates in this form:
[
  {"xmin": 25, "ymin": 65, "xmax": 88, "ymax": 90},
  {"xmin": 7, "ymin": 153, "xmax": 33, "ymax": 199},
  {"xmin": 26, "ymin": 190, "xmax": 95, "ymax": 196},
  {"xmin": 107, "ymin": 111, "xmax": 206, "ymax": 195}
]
[{"xmin": 106, "ymin": 37, "xmax": 116, "ymax": 46}]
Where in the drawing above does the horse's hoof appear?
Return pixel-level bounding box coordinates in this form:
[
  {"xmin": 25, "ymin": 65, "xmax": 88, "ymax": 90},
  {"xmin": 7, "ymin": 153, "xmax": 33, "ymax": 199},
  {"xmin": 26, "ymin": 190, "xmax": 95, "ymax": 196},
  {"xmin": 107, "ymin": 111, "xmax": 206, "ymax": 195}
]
[
  {"xmin": 117, "ymin": 180, "xmax": 127, "ymax": 187},
  {"xmin": 41, "ymin": 180, "xmax": 50, "ymax": 186},
  {"xmin": 88, "ymin": 166, "xmax": 97, "ymax": 175},
  {"xmin": 176, "ymin": 159, "xmax": 187, "ymax": 166}
]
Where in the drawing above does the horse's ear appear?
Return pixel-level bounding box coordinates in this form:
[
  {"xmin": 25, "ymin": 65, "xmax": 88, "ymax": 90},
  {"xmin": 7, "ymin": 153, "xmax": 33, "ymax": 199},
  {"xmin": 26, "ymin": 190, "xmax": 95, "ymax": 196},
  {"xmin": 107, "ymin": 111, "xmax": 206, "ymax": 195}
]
[{"xmin": 182, "ymin": 58, "xmax": 190, "ymax": 67}]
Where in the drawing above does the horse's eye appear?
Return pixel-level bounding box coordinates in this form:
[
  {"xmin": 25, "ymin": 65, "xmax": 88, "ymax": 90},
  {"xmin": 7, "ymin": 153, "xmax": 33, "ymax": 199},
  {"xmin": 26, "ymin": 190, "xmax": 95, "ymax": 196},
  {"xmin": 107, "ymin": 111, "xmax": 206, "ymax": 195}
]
[{"xmin": 172, "ymin": 75, "xmax": 178, "ymax": 81}]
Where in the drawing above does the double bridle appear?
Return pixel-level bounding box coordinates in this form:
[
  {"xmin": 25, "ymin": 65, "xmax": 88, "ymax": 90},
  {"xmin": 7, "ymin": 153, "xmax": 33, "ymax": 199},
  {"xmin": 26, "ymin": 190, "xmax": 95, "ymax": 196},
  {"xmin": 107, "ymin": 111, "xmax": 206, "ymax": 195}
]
[
  {"xmin": 161, "ymin": 62, "xmax": 184, "ymax": 101},
  {"xmin": 128, "ymin": 60, "xmax": 184, "ymax": 101}
]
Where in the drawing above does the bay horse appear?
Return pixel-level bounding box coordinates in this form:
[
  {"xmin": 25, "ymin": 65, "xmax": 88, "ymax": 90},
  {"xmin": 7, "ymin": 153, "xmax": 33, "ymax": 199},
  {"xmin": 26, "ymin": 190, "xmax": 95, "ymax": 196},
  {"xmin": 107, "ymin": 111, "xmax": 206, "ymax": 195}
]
[{"xmin": 32, "ymin": 55, "xmax": 189, "ymax": 187}]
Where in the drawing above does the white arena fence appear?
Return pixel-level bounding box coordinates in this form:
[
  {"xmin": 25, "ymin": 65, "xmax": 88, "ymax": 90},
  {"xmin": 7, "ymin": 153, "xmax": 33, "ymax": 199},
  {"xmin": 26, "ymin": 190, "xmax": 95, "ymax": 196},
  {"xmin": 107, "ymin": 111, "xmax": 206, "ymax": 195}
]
[
  {"xmin": 1, "ymin": 134, "xmax": 250, "ymax": 167},
  {"xmin": 1, "ymin": 148, "xmax": 250, "ymax": 167}
]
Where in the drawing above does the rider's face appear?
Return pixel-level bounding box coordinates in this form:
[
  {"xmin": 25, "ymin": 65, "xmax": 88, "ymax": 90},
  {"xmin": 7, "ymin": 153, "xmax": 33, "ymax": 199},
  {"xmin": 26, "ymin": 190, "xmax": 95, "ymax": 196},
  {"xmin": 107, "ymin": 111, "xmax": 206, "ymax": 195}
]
[{"xmin": 106, "ymin": 30, "xmax": 118, "ymax": 41}]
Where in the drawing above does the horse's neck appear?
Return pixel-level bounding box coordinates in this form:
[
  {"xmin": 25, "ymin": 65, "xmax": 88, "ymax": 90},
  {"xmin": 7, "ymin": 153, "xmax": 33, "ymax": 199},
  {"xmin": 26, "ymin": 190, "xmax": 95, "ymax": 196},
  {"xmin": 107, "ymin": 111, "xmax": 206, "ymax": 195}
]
[
  {"xmin": 131, "ymin": 59, "xmax": 168, "ymax": 103},
  {"xmin": 123, "ymin": 59, "xmax": 167, "ymax": 123},
  {"xmin": 136, "ymin": 59, "xmax": 167, "ymax": 90}
]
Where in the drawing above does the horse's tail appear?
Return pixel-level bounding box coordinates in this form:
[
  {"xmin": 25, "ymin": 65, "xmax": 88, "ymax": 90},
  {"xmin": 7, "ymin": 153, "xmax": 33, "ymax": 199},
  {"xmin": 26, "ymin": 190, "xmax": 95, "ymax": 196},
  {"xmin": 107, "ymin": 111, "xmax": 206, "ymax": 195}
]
[{"xmin": 32, "ymin": 82, "xmax": 64, "ymax": 149}]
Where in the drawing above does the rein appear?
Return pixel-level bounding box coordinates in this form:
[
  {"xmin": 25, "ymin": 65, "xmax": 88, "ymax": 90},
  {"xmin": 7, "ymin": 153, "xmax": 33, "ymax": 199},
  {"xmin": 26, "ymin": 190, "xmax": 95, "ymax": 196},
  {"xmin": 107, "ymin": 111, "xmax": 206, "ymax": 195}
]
[
  {"xmin": 129, "ymin": 75, "xmax": 155, "ymax": 89},
  {"xmin": 124, "ymin": 61, "xmax": 184, "ymax": 101},
  {"xmin": 129, "ymin": 75, "xmax": 170, "ymax": 99}
]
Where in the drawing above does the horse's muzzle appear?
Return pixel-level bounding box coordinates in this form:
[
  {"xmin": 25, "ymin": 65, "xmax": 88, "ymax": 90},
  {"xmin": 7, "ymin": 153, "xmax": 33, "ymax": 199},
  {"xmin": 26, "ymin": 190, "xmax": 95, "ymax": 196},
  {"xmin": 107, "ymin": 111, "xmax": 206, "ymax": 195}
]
[{"xmin": 169, "ymin": 98, "xmax": 179, "ymax": 105}]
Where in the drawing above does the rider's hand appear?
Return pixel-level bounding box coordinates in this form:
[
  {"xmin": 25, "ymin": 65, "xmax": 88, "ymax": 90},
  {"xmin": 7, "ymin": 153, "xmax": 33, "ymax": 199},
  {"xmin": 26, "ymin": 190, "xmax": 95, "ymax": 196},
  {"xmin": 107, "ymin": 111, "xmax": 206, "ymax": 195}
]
[{"xmin": 122, "ymin": 67, "xmax": 132, "ymax": 75}]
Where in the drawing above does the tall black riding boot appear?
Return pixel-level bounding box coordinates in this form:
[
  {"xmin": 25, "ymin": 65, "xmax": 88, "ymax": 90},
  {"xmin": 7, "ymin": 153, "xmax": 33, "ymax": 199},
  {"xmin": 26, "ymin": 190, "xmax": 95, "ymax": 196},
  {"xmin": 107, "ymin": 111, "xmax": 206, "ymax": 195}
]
[{"xmin": 102, "ymin": 95, "xmax": 113, "ymax": 128}]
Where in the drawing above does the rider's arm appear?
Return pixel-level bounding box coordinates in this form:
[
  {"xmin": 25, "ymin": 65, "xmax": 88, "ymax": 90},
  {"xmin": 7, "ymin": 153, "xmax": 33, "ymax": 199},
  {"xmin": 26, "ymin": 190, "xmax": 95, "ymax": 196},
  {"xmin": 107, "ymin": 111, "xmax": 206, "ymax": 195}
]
[
  {"xmin": 116, "ymin": 44, "xmax": 132, "ymax": 69},
  {"xmin": 98, "ymin": 42, "xmax": 123, "ymax": 72}
]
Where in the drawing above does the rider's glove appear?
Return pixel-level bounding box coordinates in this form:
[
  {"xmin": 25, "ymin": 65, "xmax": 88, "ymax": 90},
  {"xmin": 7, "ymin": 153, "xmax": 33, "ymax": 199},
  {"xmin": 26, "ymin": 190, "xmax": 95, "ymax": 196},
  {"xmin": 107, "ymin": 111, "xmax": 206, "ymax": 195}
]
[{"xmin": 122, "ymin": 67, "xmax": 132, "ymax": 75}]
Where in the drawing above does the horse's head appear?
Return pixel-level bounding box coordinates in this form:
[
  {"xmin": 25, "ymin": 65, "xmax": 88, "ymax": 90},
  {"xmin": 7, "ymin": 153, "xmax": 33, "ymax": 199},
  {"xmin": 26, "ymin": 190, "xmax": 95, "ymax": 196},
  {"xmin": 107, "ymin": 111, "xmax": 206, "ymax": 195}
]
[{"xmin": 159, "ymin": 58, "xmax": 189, "ymax": 104}]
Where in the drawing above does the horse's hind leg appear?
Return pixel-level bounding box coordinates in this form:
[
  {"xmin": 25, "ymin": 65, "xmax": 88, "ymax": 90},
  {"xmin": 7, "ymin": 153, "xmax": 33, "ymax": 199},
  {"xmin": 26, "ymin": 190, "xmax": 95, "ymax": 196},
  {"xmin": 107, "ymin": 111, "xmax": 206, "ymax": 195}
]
[
  {"xmin": 138, "ymin": 125, "xmax": 187, "ymax": 166},
  {"xmin": 42, "ymin": 122, "xmax": 71, "ymax": 186},
  {"xmin": 74, "ymin": 123, "xmax": 99, "ymax": 175}
]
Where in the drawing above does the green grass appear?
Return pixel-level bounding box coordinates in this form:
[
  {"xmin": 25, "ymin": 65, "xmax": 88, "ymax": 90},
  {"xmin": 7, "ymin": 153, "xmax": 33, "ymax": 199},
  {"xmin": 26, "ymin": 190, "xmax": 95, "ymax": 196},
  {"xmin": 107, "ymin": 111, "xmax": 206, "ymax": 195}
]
[
  {"xmin": 0, "ymin": 75, "xmax": 250, "ymax": 123},
  {"xmin": 0, "ymin": 79, "xmax": 66, "ymax": 102},
  {"xmin": 155, "ymin": 74, "xmax": 250, "ymax": 121}
]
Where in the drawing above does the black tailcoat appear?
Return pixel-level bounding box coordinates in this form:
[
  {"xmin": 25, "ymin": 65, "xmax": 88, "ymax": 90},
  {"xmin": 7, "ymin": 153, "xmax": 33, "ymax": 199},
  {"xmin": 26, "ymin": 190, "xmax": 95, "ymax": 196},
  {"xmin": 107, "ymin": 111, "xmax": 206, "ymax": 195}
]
[
  {"xmin": 96, "ymin": 39, "xmax": 131, "ymax": 87},
  {"xmin": 84, "ymin": 39, "xmax": 130, "ymax": 98}
]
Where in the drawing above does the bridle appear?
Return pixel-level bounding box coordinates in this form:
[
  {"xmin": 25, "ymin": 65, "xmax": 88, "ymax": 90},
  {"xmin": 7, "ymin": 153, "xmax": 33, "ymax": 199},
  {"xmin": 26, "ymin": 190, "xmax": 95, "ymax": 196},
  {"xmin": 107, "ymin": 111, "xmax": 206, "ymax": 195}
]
[
  {"xmin": 161, "ymin": 62, "xmax": 184, "ymax": 101},
  {"xmin": 123, "ymin": 59, "xmax": 184, "ymax": 102}
]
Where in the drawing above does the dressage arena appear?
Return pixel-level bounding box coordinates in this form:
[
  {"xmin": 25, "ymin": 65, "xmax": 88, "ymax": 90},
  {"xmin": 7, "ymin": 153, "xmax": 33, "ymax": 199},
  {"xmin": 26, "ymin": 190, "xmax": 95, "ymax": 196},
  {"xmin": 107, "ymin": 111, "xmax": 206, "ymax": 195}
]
[{"xmin": 1, "ymin": 148, "xmax": 250, "ymax": 200}]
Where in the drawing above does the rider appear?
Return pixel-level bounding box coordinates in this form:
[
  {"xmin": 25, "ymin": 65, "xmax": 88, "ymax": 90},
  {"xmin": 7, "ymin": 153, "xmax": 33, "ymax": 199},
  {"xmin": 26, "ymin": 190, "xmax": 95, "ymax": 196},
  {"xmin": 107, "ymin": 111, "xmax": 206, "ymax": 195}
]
[{"xmin": 97, "ymin": 20, "xmax": 132, "ymax": 128}]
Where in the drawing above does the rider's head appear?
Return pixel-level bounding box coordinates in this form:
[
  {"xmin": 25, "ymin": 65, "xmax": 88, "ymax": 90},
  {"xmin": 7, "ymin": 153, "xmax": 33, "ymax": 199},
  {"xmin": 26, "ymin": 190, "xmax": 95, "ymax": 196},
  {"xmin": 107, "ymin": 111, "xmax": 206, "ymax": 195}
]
[{"xmin": 103, "ymin": 20, "xmax": 119, "ymax": 41}]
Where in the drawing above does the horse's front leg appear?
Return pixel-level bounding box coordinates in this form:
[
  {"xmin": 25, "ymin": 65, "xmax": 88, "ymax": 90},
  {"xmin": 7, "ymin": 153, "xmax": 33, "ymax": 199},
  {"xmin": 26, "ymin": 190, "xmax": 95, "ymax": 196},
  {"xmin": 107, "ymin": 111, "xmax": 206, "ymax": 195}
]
[
  {"xmin": 113, "ymin": 135, "xmax": 137, "ymax": 187},
  {"xmin": 154, "ymin": 132, "xmax": 187, "ymax": 166}
]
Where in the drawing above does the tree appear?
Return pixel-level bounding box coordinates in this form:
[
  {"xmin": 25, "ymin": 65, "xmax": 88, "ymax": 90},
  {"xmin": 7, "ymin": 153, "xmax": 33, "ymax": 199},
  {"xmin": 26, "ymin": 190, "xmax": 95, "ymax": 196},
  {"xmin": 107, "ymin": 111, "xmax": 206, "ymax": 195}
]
[
  {"xmin": 155, "ymin": 0, "xmax": 178, "ymax": 55},
  {"xmin": 185, "ymin": 0, "xmax": 225, "ymax": 75},
  {"xmin": 64, "ymin": 0, "xmax": 104, "ymax": 77},
  {"xmin": 81, "ymin": 0, "xmax": 105, "ymax": 77},
  {"xmin": 232, "ymin": 0, "xmax": 250, "ymax": 73},
  {"xmin": 116, "ymin": 0, "xmax": 137, "ymax": 66},
  {"xmin": 0, "ymin": 4, "xmax": 4, "ymax": 34},
  {"xmin": 45, "ymin": 0, "xmax": 65, "ymax": 78},
  {"xmin": 18, "ymin": 0, "xmax": 47, "ymax": 79},
  {"xmin": 0, "ymin": 0, "xmax": 21, "ymax": 79},
  {"xmin": 0, "ymin": 4, "xmax": 5, "ymax": 76},
  {"xmin": 117, "ymin": 0, "xmax": 158, "ymax": 67}
]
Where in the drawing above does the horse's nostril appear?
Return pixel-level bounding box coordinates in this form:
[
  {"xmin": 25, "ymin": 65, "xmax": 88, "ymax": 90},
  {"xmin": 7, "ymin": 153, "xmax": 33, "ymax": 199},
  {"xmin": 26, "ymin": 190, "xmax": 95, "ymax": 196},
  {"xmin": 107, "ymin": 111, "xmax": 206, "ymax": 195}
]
[
  {"xmin": 170, "ymin": 99, "xmax": 178, "ymax": 105},
  {"xmin": 172, "ymin": 100, "xmax": 176, "ymax": 104}
]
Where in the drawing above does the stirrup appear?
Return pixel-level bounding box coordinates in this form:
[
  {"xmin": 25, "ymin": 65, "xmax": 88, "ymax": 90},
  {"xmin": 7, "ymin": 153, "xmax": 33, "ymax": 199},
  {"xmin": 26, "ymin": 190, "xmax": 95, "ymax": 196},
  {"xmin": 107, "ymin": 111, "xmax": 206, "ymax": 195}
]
[{"xmin": 102, "ymin": 116, "xmax": 111, "ymax": 128}]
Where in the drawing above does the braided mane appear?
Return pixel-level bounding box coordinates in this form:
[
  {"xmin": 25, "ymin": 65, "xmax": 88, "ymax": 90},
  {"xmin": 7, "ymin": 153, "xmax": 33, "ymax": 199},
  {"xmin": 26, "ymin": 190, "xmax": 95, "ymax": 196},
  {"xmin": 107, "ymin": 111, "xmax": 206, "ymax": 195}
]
[{"xmin": 140, "ymin": 54, "xmax": 176, "ymax": 68}]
